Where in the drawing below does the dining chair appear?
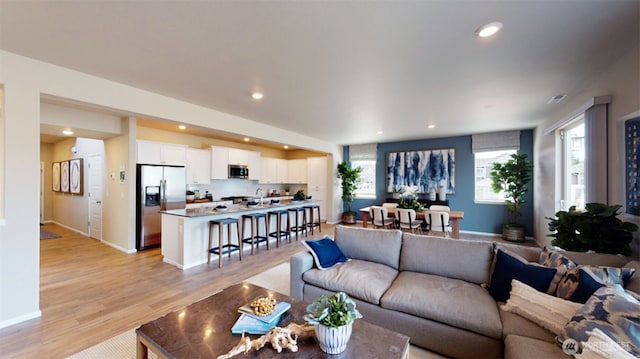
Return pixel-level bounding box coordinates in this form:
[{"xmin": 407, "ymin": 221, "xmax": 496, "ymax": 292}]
[
  {"xmin": 425, "ymin": 210, "xmax": 452, "ymax": 237},
  {"xmin": 369, "ymin": 206, "xmax": 395, "ymax": 229},
  {"xmin": 429, "ymin": 205, "xmax": 450, "ymax": 212},
  {"xmin": 395, "ymin": 208, "xmax": 423, "ymax": 233}
]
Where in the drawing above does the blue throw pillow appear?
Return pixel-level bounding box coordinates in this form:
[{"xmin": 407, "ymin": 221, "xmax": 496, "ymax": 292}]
[
  {"xmin": 489, "ymin": 249, "xmax": 559, "ymax": 302},
  {"xmin": 302, "ymin": 236, "xmax": 347, "ymax": 270},
  {"xmin": 568, "ymin": 268, "xmax": 605, "ymax": 303}
]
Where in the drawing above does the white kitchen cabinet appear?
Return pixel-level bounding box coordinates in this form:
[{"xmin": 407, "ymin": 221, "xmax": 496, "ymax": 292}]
[
  {"xmin": 260, "ymin": 157, "xmax": 277, "ymax": 184},
  {"xmin": 287, "ymin": 159, "xmax": 307, "ymax": 184},
  {"xmin": 211, "ymin": 146, "xmax": 229, "ymax": 179},
  {"xmin": 228, "ymin": 148, "xmax": 250, "ymax": 166},
  {"xmin": 276, "ymin": 159, "xmax": 288, "ymax": 184},
  {"xmin": 137, "ymin": 141, "xmax": 187, "ymax": 165},
  {"xmin": 307, "ymin": 156, "xmax": 328, "ymax": 221},
  {"xmin": 186, "ymin": 148, "xmax": 211, "ymax": 184},
  {"xmin": 248, "ymin": 151, "xmax": 261, "ymax": 181}
]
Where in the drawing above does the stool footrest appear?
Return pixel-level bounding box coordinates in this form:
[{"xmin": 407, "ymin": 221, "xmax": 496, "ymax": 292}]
[
  {"xmin": 268, "ymin": 231, "xmax": 290, "ymax": 238},
  {"xmin": 209, "ymin": 244, "xmax": 240, "ymax": 256},
  {"xmin": 242, "ymin": 236, "xmax": 268, "ymax": 244}
]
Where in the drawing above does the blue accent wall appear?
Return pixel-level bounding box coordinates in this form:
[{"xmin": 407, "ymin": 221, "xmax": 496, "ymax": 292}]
[{"xmin": 347, "ymin": 130, "xmax": 534, "ymax": 236}]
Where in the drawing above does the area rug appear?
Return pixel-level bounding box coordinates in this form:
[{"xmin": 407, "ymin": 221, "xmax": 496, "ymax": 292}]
[
  {"xmin": 40, "ymin": 228, "xmax": 61, "ymax": 240},
  {"xmin": 66, "ymin": 262, "xmax": 440, "ymax": 359}
]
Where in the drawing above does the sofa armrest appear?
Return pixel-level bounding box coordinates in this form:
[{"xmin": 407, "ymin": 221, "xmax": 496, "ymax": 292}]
[{"xmin": 290, "ymin": 250, "xmax": 315, "ymax": 300}]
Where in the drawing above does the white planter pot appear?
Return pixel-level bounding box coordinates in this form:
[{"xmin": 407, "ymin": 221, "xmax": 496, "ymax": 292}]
[{"xmin": 315, "ymin": 323, "xmax": 353, "ymax": 354}]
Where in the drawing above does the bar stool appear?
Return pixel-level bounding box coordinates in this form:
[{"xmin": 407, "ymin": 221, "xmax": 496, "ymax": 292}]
[
  {"xmin": 267, "ymin": 210, "xmax": 290, "ymax": 247},
  {"xmin": 241, "ymin": 212, "xmax": 268, "ymax": 255},
  {"xmin": 287, "ymin": 207, "xmax": 307, "ymax": 240},
  {"xmin": 208, "ymin": 218, "xmax": 242, "ymax": 268},
  {"xmin": 304, "ymin": 205, "xmax": 322, "ymax": 235}
]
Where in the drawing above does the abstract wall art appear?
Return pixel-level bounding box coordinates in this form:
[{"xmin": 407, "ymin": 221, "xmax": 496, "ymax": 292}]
[
  {"xmin": 386, "ymin": 148, "xmax": 455, "ymax": 194},
  {"xmin": 70, "ymin": 158, "xmax": 83, "ymax": 195},
  {"xmin": 625, "ymin": 118, "xmax": 640, "ymax": 215}
]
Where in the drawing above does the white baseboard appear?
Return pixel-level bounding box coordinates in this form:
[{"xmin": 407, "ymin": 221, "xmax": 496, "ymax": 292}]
[
  {"xmin": 51, "ymin": 221, "xmax": 89, "ymax": 237},
  {"xmin": 0, "ymin": 310, "xmax": 42, "ymax": 329},
  {"xmin": 101, "ymin": 239, "xmax": 136, "ymax": 254}
]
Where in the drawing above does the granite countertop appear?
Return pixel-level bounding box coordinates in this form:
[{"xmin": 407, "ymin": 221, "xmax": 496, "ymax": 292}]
[{"xmin": 162, "ymin": 199, "xmax": 315, "ymax": 218}]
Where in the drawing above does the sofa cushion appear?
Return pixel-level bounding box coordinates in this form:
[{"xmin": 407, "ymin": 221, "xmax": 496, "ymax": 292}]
[
  {"xmin": 302, "ymin": 259, "xmax": 398, "ymax": 305},
  {"xmin": 380, "ymin": 271, "xmax": 502, "ymax": 339},
  {"xmin": 302, "ymin": 235, "xmax": 347, "ymax": 270},
  {"xmin": 499, "ymin": 309, "xmax": 556, "ymax": 343},
  {"xmin": 334, "ymin": 225, "xmax": 403, "ymax": 270},
  {"xmin": 501, "ymin": 280, "xmax": 582, "ymax": 335},
  {"xmin": 488, "ymin": 249, "xmax": 564, "ymax": 302},
  {"xmin": 504, "ymin": 335, "xmax": 564, "ymax": 359},
  {"xmin": 400, "ymin": 233, "xmax": 494, "ymax": 284},
  {"xmin": 495, "ymin": 242, "xmax": 542, "ymax": 263},
  {"xmin": 558, "ymin": 285, "xmax": 640, "ymax": 357},
  {"xmin": 561, "ymin": 250, "xmax": 629, "ymax": 267}
]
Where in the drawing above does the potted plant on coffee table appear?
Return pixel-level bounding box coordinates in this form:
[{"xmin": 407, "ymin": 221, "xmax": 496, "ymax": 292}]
[
  {"xmin": 337, "ymin": 161, "xmax": 362, "ymax": 224},
  {"xmin": 490, "ymin": 153, "xmax": 533, "ymax": 241},
  {"xmin": 304, "ymin": 292, "xmax": 363, "ymax": 354}
]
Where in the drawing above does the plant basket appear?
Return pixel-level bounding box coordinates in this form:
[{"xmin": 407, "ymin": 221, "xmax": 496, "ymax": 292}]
[
  {"xmin": 342, "ymin": 212, "xmax": 357, "ymax": 224},
  {"xmin": 503, "ymin": 225, "xmax": 525, "ymax": 242}
]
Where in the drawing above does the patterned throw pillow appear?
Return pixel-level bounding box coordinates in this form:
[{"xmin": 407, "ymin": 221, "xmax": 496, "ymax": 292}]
[
  {"xmin": 538, "ymin": 247, "xmax": 577, "ymax": 269},
  {"xmin": 555, "ymin": 265, "xmax": 636, "ymax": 303},
  {"xmin": 558, "ymin": 285, "xmax": 640, "ymax": 357}
]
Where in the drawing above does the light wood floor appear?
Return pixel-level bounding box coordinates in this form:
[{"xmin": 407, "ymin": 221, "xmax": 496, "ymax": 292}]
[{"xmin": 0, "ymin": 223, "xmax": 334, "ymax": 358}]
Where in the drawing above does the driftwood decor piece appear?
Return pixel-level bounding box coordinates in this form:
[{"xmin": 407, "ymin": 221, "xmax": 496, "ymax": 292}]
[{"xmin": 217, "ymin": 322, "xmax": 315, "ymax": 359}]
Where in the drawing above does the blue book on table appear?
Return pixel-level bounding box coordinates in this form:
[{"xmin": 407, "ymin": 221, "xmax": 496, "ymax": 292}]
[
  {"xmin": 231, "ymin": 313, "xmax": 282, "ymax": 335},
  {"xmin": 237, "ymin": 301, "xmax": 291, "ymax": 324}
]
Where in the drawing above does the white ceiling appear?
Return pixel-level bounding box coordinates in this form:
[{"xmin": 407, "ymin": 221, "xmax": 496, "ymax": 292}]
[{"xmin": 1, "ymin": 1, "xmax": 638, "ymax": 146}]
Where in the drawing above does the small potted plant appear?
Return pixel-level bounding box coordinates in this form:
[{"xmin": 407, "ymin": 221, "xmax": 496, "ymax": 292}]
[
  {"xmin": 284, "ymin": 185, "xmax": 290, "ymax": 196},
  {"xmin": 337, "ymin": 161, "xmax": 362, "ymax": 224},
  {"xmin": 396, "ymin": 185, "xmax": 424, "ymax": 212},
  {"xmin": 304, "ymin": 292, "xmax": 363, "ymax": 354},
  {"xmin": 490, "ymin": 153, "xmax": 533, "ymax": 241}
]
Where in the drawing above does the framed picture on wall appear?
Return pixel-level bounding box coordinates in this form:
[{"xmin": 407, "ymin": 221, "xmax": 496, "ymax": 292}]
[
  {"xmin": 60, "ymin": 160, "xmax": 70, "ymax": 193},
  {"xmin": 52, "ymin": 162, "xmax": 61, "ymax": 192},
  {"xmin": 386, "ymin": 148, "xmax": 456, "ymax": 194},
  {"xmin": 70, "ymin": 158, "xmax": 83, "ymax": 195}
]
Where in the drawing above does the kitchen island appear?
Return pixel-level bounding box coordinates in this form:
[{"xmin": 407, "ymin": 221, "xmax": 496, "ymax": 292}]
[{"xmin": 160, "ymin": 200, "xmax": 315, "ymax": 269}]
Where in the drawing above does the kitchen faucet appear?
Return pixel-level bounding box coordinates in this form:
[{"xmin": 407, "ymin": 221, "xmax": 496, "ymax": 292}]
[{"xmin": 256, "ymin": 188, "xmax": 264, "ymax": 207}]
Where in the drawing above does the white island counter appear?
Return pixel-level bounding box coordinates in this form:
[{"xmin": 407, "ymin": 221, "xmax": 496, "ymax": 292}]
[{"xmin": 160, "ymin": 200, "xmax": 315, "ymax": 269}]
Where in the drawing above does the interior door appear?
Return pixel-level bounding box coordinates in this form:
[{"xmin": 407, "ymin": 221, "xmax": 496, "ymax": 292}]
[{"xmin": 88, "ymin": 154, "xmax": 103, "ymax": 240}]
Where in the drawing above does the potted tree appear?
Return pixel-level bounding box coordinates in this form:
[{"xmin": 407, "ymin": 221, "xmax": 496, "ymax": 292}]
[
  {"xmin": 547, "ymin": 203, "xmax": 638, "ymax": 255},
  {"xmin": 337, "ymin": 161, "xmax": 362, "ymax": 224},
  {"xmin": 490, "ymin": 153, "xmax": 533, "ymax": 241}
]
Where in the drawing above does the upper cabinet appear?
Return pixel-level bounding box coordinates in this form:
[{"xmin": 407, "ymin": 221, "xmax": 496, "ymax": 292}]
[
  {"xmin": 287, "ymin": 159, "xmax": 307, "ymax": 184},
  {"xmin": 228, "ymin": 148, "xmax": 250, "ymax": 166},
  {"xmin": 137, "ymin": 140, "xmax": 187, "ymax": 166},
  {"xmin": 186, "ymin": 148, "xmax": 211, "ymax": 185},
  {"xmin": 210, "ymin": 146, "xmax": 229, "ymax": 180},
  {"xmin": 247, "ymin": 151, "xmax": 261, "ymax": 181}
]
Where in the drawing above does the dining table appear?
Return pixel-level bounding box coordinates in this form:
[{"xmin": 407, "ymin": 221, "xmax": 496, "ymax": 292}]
[{"xmin": 359, "ymin": 206, "xmax": 465, "ymax": 239}]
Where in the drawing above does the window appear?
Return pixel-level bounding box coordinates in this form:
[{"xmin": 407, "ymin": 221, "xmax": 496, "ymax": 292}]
[
  {"xmin": 474, "ymin": 149, "xmax": 517, "ymax": 202},
  {"xmin": 560, "ymin": 115, "xmax": 585, "ymax": 210},
  {"xmin": 472, "ymin": 131, "xmax": 521, "ymax": 203},
  {"xmin": 349, "ymin": 144, "xmax": 377, "ymax": 198}
]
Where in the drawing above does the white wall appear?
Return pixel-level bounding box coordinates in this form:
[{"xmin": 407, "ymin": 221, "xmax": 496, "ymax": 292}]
[
  {"xmin": 0, "ymin": 50, "xmax": 341, "ymax": 328},
  {"xmin": 533, "ymin": 43, "xmax": 640, "ymax": 252}
]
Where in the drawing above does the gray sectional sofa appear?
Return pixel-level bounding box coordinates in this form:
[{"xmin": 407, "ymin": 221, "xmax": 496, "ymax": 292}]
[{"xmin": 290, "ymin": 225, "xmax": 640, "ymax": 358}]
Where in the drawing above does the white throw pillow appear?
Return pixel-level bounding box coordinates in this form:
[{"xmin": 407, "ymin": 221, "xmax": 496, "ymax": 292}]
[
  {"xmin": 502, "ymin": 279, "xmax": 582, "ymax": 335},
  {"xmin": 575, "ymin": 328, "xmax": 636, "ymax": 359}
]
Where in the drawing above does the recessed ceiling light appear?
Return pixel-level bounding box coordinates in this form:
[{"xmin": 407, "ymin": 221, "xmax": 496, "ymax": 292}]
[
  {"xmin": 283, "ymin": 145, "xmax": 289, "ymax": 149},
  {"xmin": 377, "ymin": 130, "xmax": 383, "ymax": 135},
  {"xmin": 243, "ymin": 137, "xmax": 250, "ymax": 142},
  {"xmin": 62, "ymin": 129, "xmax": 74, "ymax": 135},
  {"xmin": 427, "ymin": 124, "xmax": 436, "ymax": 129},
  {"xmin": 475, "ymin": 22, "xmax": 503, "ymax": 38},
  {"xmin": 178, "ymin": 125, "xmax": 186, "ymax": 130},
  {"xmin": 251, "ymin": 92, "xmax": 264, "ymax": 100}
]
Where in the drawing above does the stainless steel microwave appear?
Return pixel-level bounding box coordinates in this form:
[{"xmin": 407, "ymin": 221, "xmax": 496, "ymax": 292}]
[{"xmin": 228, "ymin": 164, "xmax": 249, "ymax": 179}]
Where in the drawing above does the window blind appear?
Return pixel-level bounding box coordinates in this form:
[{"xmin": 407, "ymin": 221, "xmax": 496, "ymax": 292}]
[
  {"xmin": 472, "ymin": 131, "xmax": 520, "ymax": 153},
  {"xmin": 349, "ymin": 143, "xmax": 377, "ymax": 161}
]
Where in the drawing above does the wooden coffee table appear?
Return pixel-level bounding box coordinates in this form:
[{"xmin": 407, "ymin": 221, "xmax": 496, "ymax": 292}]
[{"xmin": 136, "ymin": 282, "xmax": 409, "ymax": 358}]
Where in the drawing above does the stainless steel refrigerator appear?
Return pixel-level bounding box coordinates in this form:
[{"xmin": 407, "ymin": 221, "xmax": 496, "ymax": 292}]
[{"xmin": 136, "ymin": 164, "xmax": 186, "ymax": 250}]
